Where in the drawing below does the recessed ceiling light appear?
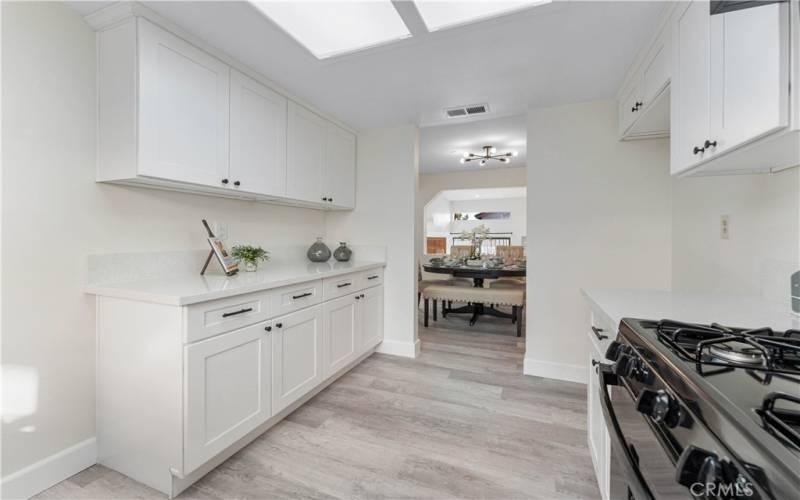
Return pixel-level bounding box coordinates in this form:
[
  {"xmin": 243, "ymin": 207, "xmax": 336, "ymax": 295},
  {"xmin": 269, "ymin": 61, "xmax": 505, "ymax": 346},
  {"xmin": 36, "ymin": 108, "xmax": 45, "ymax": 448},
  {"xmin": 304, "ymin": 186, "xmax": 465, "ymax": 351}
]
[
  {"xmin": 414, "ymin": 1, "xmax": 551, "ymax": 32},
  {"xmin": 250, "ymin": 1, "xmax": 411, "ymax": 59}
]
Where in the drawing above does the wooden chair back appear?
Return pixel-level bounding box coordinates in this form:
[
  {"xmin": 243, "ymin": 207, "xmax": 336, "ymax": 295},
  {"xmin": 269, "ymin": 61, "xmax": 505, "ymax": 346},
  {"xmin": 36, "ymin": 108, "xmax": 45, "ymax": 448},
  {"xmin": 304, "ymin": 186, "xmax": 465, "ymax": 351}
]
[
  {"xmin": 496, "ymin": 245, "xmax": 524, "ymax": 263},
  {"xmin": 450, "ymin": 245, "xmax": 472, "ymax": 259}
]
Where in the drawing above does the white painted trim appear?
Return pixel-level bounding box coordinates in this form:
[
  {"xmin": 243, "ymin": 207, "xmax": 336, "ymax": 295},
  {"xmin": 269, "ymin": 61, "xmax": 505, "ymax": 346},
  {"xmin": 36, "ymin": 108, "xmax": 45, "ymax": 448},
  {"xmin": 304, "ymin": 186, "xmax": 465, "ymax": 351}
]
[
  {"xmin": 375, "ymin": 338, "xmax": 420, "ymax": 358},
  {"xmin": 1, "ymin": 438, "xmax": 97, "ymax": 500},
  {"xmin": 523, "ymin": 357, "xmax": 587, "ymax": 384}
]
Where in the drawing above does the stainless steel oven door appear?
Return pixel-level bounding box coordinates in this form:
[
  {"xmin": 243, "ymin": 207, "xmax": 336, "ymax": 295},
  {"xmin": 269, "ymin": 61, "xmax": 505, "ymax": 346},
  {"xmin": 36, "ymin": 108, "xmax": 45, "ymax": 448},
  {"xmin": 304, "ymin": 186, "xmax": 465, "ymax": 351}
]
[{"xmin": 598, "ymin": 365, "xmax": 688, "ymax": 499}]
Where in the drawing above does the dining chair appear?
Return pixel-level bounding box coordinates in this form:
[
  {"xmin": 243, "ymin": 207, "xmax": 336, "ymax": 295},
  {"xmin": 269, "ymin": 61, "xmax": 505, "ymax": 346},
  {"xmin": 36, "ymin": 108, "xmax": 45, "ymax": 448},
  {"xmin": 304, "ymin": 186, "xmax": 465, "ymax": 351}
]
[
  {"xmin": 496, "ymin": 245, "xmax": 525, "ymax": 263},
  {"xmin": 450, "ymin": 245, "xmax": 472, "ymax": 260}
]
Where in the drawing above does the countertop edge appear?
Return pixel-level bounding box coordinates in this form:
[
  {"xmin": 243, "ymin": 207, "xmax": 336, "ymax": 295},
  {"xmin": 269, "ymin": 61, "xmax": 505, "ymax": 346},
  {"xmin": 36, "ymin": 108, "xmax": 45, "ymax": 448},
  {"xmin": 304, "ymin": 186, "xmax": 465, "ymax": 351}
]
[{"xmin": 85, "ymin": 261, "xmax": 386, "ymax": 306}]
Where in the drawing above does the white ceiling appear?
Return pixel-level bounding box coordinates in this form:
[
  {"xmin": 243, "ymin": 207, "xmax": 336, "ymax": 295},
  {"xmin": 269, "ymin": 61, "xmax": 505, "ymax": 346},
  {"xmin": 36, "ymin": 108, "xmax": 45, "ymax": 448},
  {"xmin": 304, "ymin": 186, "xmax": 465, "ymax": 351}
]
[
  {"xmin": 68, "ymin": 1, "xmax": 668, "ymax": 131},
  {"xmin": 440, "ymin": 187, "xmax": 527, "ymax": 201},
  {"xmin": 419, "ymin": 114, "xmax": 526, "ymax": 173}
]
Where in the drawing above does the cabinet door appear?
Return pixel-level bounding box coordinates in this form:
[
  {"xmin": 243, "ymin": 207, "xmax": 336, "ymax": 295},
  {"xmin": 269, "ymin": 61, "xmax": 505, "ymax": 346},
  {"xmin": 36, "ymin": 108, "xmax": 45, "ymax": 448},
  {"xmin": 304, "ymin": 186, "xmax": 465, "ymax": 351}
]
[
  {"xmin": 671, "ymin": 0, "xmax": 711, "ymax": 174},
  {"xmin": 618, "ymin": 78, "xmax": 642, "ymax": 135},
  {"xmin": 286, "ymin": 102, "xmax": 326, "ymax": 203},
  {"xmin": 272, "ymin": 305, "xmax": 324, "ymax": 413},
  {"xmin": 641, "ymin": 31, "xmax": 670, "ymax": 106},
  {"xmin": 138, "ymin": 19, "xmax": 230, "ymax": 187},
  {"xmin": 325, "ymin": 123, "xmax": 356, "ymax": 209},
  {"xmin": 323, "ymin": 293, "xmax": 358, "ymax": 377},
  {"xmin": 587, "ymin": 348, "xmax": 610, "ymax": 500},
  {"xmin": 359, "ymin": 285, "xmax": 384, "ymax": 352},
  {"xmin": 229, "ymin": 70, "xmax": 287, "ymax": 196},
  {"xmin": 709, "ymin": 2, "xmax": 789, "ymax": 155},
  {"xmin": 185, "ymin": 322, "xmax": 271, "ymax": 473}
]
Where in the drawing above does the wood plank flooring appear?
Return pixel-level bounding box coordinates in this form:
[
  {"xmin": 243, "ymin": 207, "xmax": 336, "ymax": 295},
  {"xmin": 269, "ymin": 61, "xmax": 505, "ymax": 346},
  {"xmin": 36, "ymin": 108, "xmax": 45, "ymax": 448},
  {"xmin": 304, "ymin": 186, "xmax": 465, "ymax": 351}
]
[{"xmin": 35, "ymin": 319, "xmax": 599, "ymax": 500}]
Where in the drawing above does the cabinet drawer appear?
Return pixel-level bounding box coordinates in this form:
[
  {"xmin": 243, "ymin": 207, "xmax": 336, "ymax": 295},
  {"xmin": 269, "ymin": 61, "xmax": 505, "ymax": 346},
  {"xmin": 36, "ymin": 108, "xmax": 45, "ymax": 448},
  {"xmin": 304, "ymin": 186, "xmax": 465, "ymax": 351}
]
[
  {"xmin": 186, "ymin": 290, "xmax": 272, "ymax": 343},
  {"xmin": 322, "ymin": 272, "xmax": 361, "ymax": 300},
  {"xmin": 361, "ymin": 268, "xmax": 384, "ymax": 288},
  {"xmin": 270, "ymin": 280, "xmax": 322, "ymax": 318}
]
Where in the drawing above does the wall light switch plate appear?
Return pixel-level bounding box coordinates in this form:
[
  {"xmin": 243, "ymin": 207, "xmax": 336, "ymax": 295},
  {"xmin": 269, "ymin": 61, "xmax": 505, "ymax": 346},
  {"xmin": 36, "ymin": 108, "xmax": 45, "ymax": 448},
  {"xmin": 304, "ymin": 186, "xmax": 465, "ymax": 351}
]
[{"xmin": 720, "ymin": 215, "xmax": 730, "ymax": 240}]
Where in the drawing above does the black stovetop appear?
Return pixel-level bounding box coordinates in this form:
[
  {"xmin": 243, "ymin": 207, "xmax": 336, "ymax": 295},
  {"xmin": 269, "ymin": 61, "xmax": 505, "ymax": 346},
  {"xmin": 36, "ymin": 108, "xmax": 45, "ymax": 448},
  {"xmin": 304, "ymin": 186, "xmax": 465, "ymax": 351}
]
[{"xmin": 620, "ymin": 318, "xmax": 800, "ymax": 470}]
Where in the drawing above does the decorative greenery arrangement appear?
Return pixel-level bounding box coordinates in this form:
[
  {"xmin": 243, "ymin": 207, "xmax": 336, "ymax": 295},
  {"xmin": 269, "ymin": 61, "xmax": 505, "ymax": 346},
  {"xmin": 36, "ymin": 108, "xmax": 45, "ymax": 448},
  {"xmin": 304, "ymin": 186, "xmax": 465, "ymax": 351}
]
[
  {"xmin": 231, "ymin": 245, "xmax": 269, "ymax": 270},
  {"xmin": 459, "ymin": 224, "xmax": 490, "ymax": 259}
]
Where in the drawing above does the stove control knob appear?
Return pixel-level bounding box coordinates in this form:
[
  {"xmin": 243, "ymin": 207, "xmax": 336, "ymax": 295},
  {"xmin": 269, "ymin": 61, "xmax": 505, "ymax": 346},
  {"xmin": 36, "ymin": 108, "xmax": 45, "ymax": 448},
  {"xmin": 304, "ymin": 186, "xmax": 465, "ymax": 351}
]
[
  {"xmin": 636, "ymin": 389, "xmax": 679, "ymax": 427},
  {"xmin": 613, "ymin": 354, "xmax": 635, "ymax": 377},
  {"xmin": 676, "ymin": 446, "xmax": 718, "ymax": 489},
  {"xmin": 605, "ymin": 341, "xmax": 624, "ymax": 361}
]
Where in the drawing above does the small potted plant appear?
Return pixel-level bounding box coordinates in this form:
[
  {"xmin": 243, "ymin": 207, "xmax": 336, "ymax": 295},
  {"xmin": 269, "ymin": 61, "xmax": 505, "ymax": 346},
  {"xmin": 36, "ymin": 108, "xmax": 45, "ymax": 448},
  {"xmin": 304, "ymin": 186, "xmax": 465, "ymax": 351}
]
[{"xmin": 231, "ymin": 245, "xmax": 269, "ymax": 272}]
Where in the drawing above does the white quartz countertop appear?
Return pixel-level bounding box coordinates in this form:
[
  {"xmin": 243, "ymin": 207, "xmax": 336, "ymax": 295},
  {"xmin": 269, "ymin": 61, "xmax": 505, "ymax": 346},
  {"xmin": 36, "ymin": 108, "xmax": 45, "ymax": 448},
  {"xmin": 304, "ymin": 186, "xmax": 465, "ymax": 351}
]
[
  {"xmin": 582, "ymin": 288, "xmax": 800, "ymax": 332},
  {"xmin": 86, "ymin": 260, "xmax": 386, "ymax": 306}
]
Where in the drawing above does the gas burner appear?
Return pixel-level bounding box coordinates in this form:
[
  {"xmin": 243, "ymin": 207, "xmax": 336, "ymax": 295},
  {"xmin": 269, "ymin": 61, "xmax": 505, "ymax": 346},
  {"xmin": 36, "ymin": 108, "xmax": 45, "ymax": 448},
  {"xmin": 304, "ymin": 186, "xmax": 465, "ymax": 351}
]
[
  {"xmin": 709, "ymin": 341, "xmax": 765, "ymax": 365},
  {"xmin": 650, "ymin": 319, "xmax": 800, "ymax": 376}
]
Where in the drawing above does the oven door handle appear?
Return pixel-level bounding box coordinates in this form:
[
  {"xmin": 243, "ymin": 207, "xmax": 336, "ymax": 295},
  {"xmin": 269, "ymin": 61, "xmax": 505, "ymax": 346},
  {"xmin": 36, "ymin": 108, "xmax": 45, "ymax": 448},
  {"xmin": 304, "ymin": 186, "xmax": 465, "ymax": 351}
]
[{"xmin": 597, "ymin": 363, "xmax": 655, "ymax": 500}]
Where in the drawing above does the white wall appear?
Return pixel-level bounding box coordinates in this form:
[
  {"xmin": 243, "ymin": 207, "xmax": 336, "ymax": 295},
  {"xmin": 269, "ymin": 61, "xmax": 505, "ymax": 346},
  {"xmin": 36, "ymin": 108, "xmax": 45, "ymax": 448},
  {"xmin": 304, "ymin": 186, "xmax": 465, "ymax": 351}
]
[
  {"xmin": 326, "ymin": 125, "xmax": 419, "ymax": 358},
  {"xmin": 450, "ymin": 197, "xmax": 527, "ymax": 245},
  {"xmin": 526, "ymin": 100, "xmax": 672, "ymax": 382},
  {"xmin": 1, "ymin": 1, "xmax": 326, "ymax": 480},
  {"xmin": 671, "ymin": 170, "xmax": 800, "ymax": 305}
]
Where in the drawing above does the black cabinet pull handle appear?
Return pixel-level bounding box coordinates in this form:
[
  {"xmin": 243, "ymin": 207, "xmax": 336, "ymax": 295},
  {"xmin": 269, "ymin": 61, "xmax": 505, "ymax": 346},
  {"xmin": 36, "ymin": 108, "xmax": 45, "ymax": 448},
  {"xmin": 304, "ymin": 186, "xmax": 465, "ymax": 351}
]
[
  {"xmin": 367, "ymin": 275, "xmax": 379, "ymax": 280},
  {"xmin": 693, "ymin": 146, "xmax": 705, "ymax": 155},
  {"xmin": 276, "ymin": 322, "xmax": 283, "ymax": 328},
  {"xmin": 591, "ymin": 326, "xmax": 608, "ymax": 341},
  {"xmin": 322, "ymin": 197, "xmax": 328, "ymax": 201},
  {"xmin": 292, "ymin": 292, "xmax": 312, "ymax": 300},
  {"xmin": 234, "ymin": 180, "xmax": 240, "ymax": 187},
  {"xmin": 337, "ymin": 282, "xmax": 352, "ymax": 288},
  {"xmin": 329, "ymin": 197, "xmax": 334, "ymax": 202},
  {"xmin": 264, "ymin": 326, "xmax": 272, "ymax": 332},
  {"xmin": 221, "ymin": 178, "xmax": 229, "ymax": 184},
  {"xmin": 704, "ymin": 139, "xmax": 717, "ymax": 149},
  {"xmin": 355, "ymin": 296, "xmax": 361, "ymax": 300},
  {"xmin": 360, "ymin": 294, "xmax": 365, "ymax": 298},
  {"xmin": 222, "ymin": 307, "xmax": 253, "ymax": 318}
]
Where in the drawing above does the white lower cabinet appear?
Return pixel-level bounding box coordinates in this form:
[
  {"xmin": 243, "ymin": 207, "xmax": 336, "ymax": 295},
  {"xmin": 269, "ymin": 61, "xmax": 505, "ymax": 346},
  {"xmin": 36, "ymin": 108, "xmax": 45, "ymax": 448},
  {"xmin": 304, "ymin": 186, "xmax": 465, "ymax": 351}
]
[
  {"xmin": 587, "ymin": 344, "xmax": 611, "ymax": 500},
  {"xmin": 95, "ymin": 267, "xmax": 384, "ymax": 497},
  {"xmin": 323, "ymin": 294, "xmax": 359, "ymax": 377},
  {"xmin": 272, "ymin": 304, "xmax": 325, "ymax": 414},
  {"xmin": 184, "ymin": 322, "xmax": 272, "ymax": 472},
  {"xmin": 360, "ymin": 285, "xmax": 384, "ymax": 350}
]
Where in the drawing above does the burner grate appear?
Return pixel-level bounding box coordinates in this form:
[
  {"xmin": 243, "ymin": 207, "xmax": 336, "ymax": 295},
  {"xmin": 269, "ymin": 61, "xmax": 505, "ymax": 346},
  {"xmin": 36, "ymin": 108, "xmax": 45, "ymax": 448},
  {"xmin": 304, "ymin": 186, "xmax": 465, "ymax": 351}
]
[
  {"xmin": 652, "ymin": 320, "xmax": 800, "ymax": 376},
  {"xmin": 760, "ymin": 393, "xmax": 800, "ymax": 449}
]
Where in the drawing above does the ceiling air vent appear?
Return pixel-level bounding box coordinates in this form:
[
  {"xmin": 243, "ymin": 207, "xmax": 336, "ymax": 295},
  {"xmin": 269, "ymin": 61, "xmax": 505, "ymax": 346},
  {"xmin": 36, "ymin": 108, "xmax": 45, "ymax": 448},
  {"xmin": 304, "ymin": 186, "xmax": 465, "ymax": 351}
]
[{"xmin": 445, "ymin": 103, "xmax": 489, "ymax": 118}]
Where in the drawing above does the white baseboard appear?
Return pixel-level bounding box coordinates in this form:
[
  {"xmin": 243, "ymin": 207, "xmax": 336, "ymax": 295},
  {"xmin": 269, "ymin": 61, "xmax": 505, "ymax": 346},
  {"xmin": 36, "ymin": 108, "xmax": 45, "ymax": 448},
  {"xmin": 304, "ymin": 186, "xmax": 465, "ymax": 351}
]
[
  {"xmin": 1, "ymin": 437, "xmax": 97, "ymax": 500},
  {"xmin": 523, "ymin": 357, "xmax": 587, "ymax": 384},
  {"xmin": 375, "ymin": 338, "xmax": 420, "ymax": 358}
]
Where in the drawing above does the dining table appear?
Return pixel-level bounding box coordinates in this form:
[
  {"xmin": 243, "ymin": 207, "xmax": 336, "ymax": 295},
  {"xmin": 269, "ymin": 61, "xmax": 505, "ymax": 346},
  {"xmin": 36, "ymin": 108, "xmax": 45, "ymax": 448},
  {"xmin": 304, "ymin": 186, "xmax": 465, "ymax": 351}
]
[{"xmin": 422, "ymin": 263, "xmax": 526, "ymax": 325}]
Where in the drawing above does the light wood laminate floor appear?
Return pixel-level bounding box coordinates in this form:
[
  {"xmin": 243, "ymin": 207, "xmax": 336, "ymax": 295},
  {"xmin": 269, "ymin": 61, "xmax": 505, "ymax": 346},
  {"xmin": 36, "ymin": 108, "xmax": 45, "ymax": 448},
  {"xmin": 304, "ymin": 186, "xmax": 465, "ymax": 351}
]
[{"xmin": 35, "ymin": 321, "xmax": 599, "ymax": 499}]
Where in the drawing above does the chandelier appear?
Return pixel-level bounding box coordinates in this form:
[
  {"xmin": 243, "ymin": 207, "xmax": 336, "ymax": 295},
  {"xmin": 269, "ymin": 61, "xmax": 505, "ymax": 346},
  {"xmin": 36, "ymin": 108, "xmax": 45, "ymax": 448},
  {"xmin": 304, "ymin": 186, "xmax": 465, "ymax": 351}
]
[{"xmin": 460, "ymin": 145, "xmax": 518, "ymax": 166}]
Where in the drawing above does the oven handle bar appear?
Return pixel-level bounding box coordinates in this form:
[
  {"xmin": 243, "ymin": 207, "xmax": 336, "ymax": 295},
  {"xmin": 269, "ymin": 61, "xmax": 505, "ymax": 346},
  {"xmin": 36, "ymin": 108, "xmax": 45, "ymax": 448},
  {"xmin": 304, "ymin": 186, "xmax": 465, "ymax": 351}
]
[{"xmin": 597, "ymin": 363, "xmax": 655, "ymax": 500}]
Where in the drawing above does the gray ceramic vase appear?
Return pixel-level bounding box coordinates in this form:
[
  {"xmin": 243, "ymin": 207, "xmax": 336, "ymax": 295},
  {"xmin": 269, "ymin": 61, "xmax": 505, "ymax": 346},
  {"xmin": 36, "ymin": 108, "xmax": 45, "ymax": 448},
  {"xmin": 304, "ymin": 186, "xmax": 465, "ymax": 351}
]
[
  {"xmin": 333, "ymin": 242, "xmax": 352, "ymax": 262},
  {"xmin": 307, "ymin": 237, "xmax": 331, "ymax": 262}
]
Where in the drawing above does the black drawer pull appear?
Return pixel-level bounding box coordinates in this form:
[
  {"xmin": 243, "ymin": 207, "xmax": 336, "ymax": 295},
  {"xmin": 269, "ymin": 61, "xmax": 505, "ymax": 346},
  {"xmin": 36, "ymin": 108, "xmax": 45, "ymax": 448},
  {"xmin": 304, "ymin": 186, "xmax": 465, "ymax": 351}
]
[
  {"xmin": 367, "ymin": 275, "xmax": 379, "ymax": 280},
  {"xmin": 337, "ymin": 282, "xmax": 352, "ymax": 288},
  {"xmin": 591, "ymin": 326, "xmax": 608, "ymax": 341},
  {"xmin": 222, "ymin": 307, "xmax": 253, "ymax": 318},
  {"xmin": 292, "ymin": 292, "xmax": 312, "ymax": 300}
]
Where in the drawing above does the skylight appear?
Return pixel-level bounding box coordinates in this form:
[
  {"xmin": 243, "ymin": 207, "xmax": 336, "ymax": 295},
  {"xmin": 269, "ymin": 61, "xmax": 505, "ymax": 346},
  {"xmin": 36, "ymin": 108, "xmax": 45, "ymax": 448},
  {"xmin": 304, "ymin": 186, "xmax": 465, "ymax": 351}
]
[
  {"xmin": 414, "ymin": 0, "xmax": 551, "ymax": 32},
  {"xmin": 250, "ymin": 1, "xmax": 411, "ymax": 59}
]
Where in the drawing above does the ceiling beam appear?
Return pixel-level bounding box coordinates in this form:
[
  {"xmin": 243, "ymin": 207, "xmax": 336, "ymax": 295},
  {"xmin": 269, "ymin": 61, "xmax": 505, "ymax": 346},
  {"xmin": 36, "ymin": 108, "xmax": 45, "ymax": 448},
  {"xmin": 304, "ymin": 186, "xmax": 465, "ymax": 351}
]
[{"xmin": 391, "ymin": 0, "xmax": 429, "ymax": 37}]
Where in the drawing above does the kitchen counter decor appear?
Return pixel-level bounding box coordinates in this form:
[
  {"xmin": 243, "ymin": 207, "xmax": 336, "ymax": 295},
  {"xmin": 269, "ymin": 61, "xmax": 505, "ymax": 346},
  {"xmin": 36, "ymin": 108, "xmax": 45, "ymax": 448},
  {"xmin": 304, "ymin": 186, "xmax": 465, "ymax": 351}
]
[
  {"xmin": 307, "ymin": 237, "xmax": 332, "ymax": 262},
  {"xmin": 333, "ymin": 242, "xmax": 352, "ymax": 262},
  {"xmin": 231, "ymin": 245, "xmax": 269, "ymax": 272}
]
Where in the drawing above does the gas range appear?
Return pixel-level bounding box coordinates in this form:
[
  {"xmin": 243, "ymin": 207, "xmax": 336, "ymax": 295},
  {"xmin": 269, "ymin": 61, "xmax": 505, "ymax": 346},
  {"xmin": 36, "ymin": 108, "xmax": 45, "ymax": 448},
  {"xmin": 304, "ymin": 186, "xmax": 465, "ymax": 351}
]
[{"xmin": 597, "ymin": 318, "xmax": 800, "ymax": 499}]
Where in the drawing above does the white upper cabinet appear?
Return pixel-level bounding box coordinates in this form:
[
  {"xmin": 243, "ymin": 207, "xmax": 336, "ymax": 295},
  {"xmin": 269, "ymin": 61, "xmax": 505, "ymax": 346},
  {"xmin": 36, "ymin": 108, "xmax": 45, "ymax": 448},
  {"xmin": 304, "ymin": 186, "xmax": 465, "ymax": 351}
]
[
  {"xmin": 93, "ymin": 10, "xmax": 356, "ymax": 209},
  {"xmin": 138, "ymin": 19, "xmax": 230, "ymax": 187},
  {"xmin": 325, "ymin": 123, "xmax": 357, "ymax": 209},
  {"xmin": 229, "ymin": 69, "xmax": 287, "ymax": 197},
  {"xmin": 708, "ymin": 3, "xmax": 789, "ymax": 157},
  {"xmin": 671, "ymin": 0, "xmax": 711, "ymax": 174},
  {"xmin": 618, "ymin": 15, "xmax": 671, "ymax": 140},
  {"xmin": 286, "ymin": 102, "xmax": 327, "ymax": 204}
]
